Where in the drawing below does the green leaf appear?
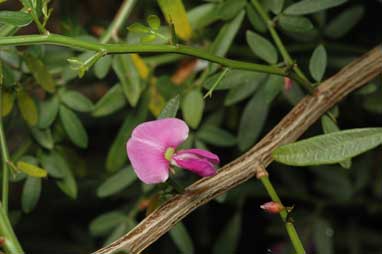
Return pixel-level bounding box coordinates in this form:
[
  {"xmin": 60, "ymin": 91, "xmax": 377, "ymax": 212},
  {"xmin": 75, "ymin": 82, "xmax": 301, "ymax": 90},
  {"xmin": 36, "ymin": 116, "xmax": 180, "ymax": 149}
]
[
  {"xmin": 30, "ymin": 128, "xmax": 54, "ymax": 150},
  {"xmin": 106, "ymin": 101, "xmax": 148, "ymax": 172},
  {"xmin": 92, "ymin": 84, "xmax": 126, "ymax": 117},
  {"xmin": 213, "ymin": 211, "xmax": 241, "ymax": 254},
  {"xmin": 60, "ymin": 90, "xmax": 93, "ymax": 112},
  {"xmin": 94, "ymin": 55, "xmax": 112, "ymax": 79},
  {"xmin": 39, "ymin": 151, "xmax": 65, "ymax": 178},
  {"xmin": 265, "ymin": 0, "xmax": 285, "ymax": 14},
  {"xmin": 238, "ymin": 86, "xmax": 269, "ymax": 151},
  {"xmin": 127, "ymin": 23, "xmax": 150, "ymax": 33},
  {"xmin": 324, "ymin": 5, "xmax": 364, "ymax": 39},
  {"xmin": 1, "ymin": 89, "xmax": 14, "ymax": 117},
  {"xmin": 0, "ymin": 11, "xmax": 32, "ymax": 27},
  {"xmin": 112, "ymin": 55, "xmax": 141, "ymax": 107},
  {"xmin": 263, "ymin": 75, "xmax": 283, "ymax": 104},
  {"xmin": 23, "ymin": 52, "xmax": 55, "ymax": 93},
  {"xmin": 204, "ymin": 70, "xmax": 262, "ymax": 91},
  {"xmin": 169, "ymin": 222, "xmax": 194, "ymax": 254},
  {"xmin": 187, "ymin": 3, "xmax": 219, "ymax": 31},
  {"xmin": 158, "ymin": 95, "xmax": 180, "ymax": 119},
  {"xmin": 17, "ymin": 161, "xmax": 47, "ymax": 178},
  {"xmin": 140, "ymin": 34, "xmax": 157, "ymax": 43},
  {"xmin": 89, "ymin": 211, "xmax": 128, "ymax": 237},
  {"xmin": 209, "ymin": 10, "xmax": 245, "ymax": 57},
  {"xmin": 246, "ymin": 30, "xmax": 278, "ymax": 64},
  {"xmin": 147, "ymin": 15, "xmax": 160, "ymax": 30},
  {"xmin": 38, "ymin": 96, "xmax": 59, "ymax": 128},
  {"xmin": 309, "ymin": 45, "xmax": 327, "ymax": 82},
  {"xmin": 197, "ymin": 125, "xmax": 236, "ymax": 147},
  {"xmin": 313, "ymin": 218, "xmax": 334, "ymax": 254},
  {"xmin": 21, "ymin": 176, "xmax": 41, "ymax": 213},
  {"xmin": 182, "ymin": 90, "xmax": 204, "ymax": 129},
  {"xmin": 59, "ymin": 105, "xmax": 88, "ymax": 148},
  {"xmin": 216, "ymin": 0, "xmax": 246, "ymax": 21},
  {"xmin": 54, "ymin": 151, "xmax": 77, "ymax": 199},
  {"xmin": 103, "ymin": 221, "xmax": 135, "ymax": 246},
  {"xmin": 97, "ymin": 167, "xmax": 137, "ymax": 198},
  {"xmin": 321, "ymin": 115, "xmax": 352, "ymax": 169},
  {"xmin": 284, "ymin": 0, "xmax": 347, "ymax": 15},
  {"xmin": 246, "ymin": 4, "xmax": 267, "ymax": 33},
  {"xmin": 224, "ymin": 73, "xmax": 267, "ymax": 106},
  {"xmin": 272, "ymin": 128, "xmax": 382, "ymax": 166},
  {"xmin": 278, "ymin": 15, "xmax": 314, "ymax": 33},
  {"xmin": 17, "ymin": 90, "xmax": 38, "ymax": 126},
  {"xmin": 157, "ymin": 0, "xmax": 193, "ymax": 40}
]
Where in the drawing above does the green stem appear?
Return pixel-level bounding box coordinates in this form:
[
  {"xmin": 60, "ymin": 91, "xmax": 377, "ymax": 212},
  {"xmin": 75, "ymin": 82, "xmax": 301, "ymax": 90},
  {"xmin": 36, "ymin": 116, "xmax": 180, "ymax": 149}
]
[
  {"xmin": 0, "ymin": 34, "xmax": 287, "ymax": 76},
  {"xmin": 0, "ymin": 86, "xmax": 24, "ymax": 254},
  {"xmin": 0, "ymin": 86, "xmax": 9, "ymax": 214},
  {"xmin": 260, "ymin": 176, "xmax": 305, "ymax": 254},
  {"xmin": 100, "ymin": 0, "xmax": 138, "ymax": 43},
  {"xmin": 251, "ymin": 0, "xmax": 313, "ymax": 92}
]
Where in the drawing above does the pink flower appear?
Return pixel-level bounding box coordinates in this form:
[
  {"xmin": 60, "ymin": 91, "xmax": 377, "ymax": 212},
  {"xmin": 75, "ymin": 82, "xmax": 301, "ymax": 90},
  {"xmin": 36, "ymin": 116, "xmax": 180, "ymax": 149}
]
[{"xmin": 126, "ymin": 118, "xmax": 219, "ymax": 184}]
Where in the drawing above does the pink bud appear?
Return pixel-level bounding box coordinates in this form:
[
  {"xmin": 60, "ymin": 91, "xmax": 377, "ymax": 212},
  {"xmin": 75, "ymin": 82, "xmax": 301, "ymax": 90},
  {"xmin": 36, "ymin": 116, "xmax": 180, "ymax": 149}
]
[
  {"xmin": 283, "ymin": 77, "xmax": 293, "ymax": 92},
  {"xmin": 260, "ymin": 201, "xmax": 285, "ymax": 214}
]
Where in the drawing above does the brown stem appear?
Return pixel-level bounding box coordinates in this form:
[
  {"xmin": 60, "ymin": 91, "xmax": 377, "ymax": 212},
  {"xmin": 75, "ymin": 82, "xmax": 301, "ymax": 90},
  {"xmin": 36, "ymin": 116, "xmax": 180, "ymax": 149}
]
[{"xmin": 92, "ymin": 45, "xmax": 382, "ymax": 254}]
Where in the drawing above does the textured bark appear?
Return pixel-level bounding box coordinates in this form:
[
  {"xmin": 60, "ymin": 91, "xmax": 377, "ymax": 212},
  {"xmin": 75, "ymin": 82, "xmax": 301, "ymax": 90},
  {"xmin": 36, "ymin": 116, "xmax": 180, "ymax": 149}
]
[{"xmin": 93, "ymin": 45, "xmax": 382, "ymax": 254}]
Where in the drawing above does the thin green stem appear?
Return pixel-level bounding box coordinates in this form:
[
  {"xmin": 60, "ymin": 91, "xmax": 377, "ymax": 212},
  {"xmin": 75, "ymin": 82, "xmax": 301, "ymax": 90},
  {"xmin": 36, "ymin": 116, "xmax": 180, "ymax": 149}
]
[
  {"xmin": 251, "ymin": 0, "xmax": 313, "ymax": 92},
  {"xmin": 0, "ymin": 33, "xmax": 287, "ymax": 77},
  {"xmin": 100, "ymin": 0, "xmax": 138, "ymax": 43},
  {"xmin": 260, "ymin": 176, "xmax": 305, "ymax": 254},
  {"xmin": 0, "ymin": 86, "xmax": 9, "ymax": 214},
  {"xmin": 0, "ymin": 85, "xmax": 24, "ymax": 254}
]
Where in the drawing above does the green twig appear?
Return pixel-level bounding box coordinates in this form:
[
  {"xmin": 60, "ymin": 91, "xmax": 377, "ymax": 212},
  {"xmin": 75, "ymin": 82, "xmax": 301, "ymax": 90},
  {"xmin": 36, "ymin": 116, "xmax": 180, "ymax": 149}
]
[
  {"xmin": 0, "ymin": 86, "xmax": 24, "ymax": 254},
  {"xmin": 203, "ymin": 67, "xmax": 230, "ymax": 98},
  {"xmin": 0, "ymin": 33, "xmax": 289, "ymax": 77},
  {"xmin": 251, "ymin": 0, "xmax": 313, "ymax": 92},
  {"xmin": 100, "ymin": 0, "xmax": 138, "ymax": 43},
  {"xmin": 259, "ymin": 174, "xmax": 305, "ymax": 254},
  {"xmin": 0, "ymin": 86, "xmax": 10, "ymax": 214}
]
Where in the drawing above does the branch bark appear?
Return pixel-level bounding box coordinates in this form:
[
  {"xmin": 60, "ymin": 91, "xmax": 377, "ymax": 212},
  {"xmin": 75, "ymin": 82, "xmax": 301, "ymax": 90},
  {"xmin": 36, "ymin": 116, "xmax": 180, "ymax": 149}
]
[{"xmin": 92, "ymin": 45, "xmax": 382, "ymax": 254}]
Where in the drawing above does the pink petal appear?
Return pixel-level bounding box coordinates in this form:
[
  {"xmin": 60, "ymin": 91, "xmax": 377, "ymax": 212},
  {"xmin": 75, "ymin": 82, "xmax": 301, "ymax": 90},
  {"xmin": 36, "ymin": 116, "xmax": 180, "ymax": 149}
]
[
  {"xmin": 171, "ymin": 149, "xmax": 219, "ymax": 177},
  {"xmin": 131, "ymin": 118, "xmax": 189, "ymax": 149},
  {"xmin": 174, "ymin": 149, "xmax": 220, "ymax": 164},
  {"xmin": 126, "ymin": 138, "xmax": 169, "ymax": 184}
]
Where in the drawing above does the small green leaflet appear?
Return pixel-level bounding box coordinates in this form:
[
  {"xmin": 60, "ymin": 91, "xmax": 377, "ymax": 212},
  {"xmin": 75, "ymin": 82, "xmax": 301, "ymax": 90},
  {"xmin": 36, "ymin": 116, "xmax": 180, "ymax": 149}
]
[
  {"xmin": 158, "ymin": 95, "xmax": 180, "ymax": 119},
  {"xmin": 284, "ymin": 0, "xmax": 347, "ymax": 15},
  {"xmin": 182, "ymin": 90, "xmax": 204, "ymax": 129},
  {"xmin": 89, "ymin": 211, "xmax": 128, "ymax": 237},
  {"xmin": 97, "ymin": 167, "xmax": 137, "ymax": 198},
  {"xmin": 59, "ymin": 105, "xmax": 88, "ymax": 148},
  {"xmin": 169, "ymin": 222, "xmax": 194, "ymax": 254},
  {"xmin": 0, "ymin": 11, "xmax": 32, "ymax": 27},
  {"xmin": 324, "ymin": 5, "xmax": 364, "ymax": 39},
  {"xmin": 309, "ymin": 45, "xmax": 327, "ymax": 82},
  {"xmin": 278, "ymin": 15, "xmax": 314, "ymax": 33},
  {"xmin": 21, "ymin": 176, "xmax": 42, "ymax": 213},
  {"xmin": 272, "ymin": 128, "xmax": 382, "ymax": 166},
  {"xmin": 92, "ymin": 84, "xmax": 126, "ymax": 117},
  {"xmin": 246, "ymin": 30, "xmax": 278, "ymax": 64}
]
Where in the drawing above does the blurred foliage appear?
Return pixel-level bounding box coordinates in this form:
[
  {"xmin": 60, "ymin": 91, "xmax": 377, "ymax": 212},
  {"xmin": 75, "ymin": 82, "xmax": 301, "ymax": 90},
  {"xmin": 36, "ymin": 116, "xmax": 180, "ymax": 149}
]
[{"xmin": 0, "ymin": 0, "xmax": 382, "ymax": 253}]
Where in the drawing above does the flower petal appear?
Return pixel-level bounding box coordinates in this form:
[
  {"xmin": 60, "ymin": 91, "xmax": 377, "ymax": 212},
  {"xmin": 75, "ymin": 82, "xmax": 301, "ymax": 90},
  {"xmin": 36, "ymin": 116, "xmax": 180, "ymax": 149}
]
[
  {"xmin": 174, "ymin": 148, "xmax": 220, "ymax": 164},
  {"xmin": 171, "ymin": 149, "xmax": 219, "ymax": 177},
  {"xmin": 126, "ymin": 138, "xmax": 169, "ymax": 184},
  {"xmin": 131, "ymin": 118, "xmax": 189, "ymax": 149}
]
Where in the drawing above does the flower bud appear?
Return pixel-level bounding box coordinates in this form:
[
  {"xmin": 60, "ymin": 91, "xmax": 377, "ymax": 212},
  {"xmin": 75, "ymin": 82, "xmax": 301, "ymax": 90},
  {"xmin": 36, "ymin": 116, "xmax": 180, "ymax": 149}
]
[
  {"xmin": 260, "ymin": 201, "xmax": 285, "ymax": 214},
  {"xmin": 283, "ymin": 77, "xmax": 293, "ymax": 92}
]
